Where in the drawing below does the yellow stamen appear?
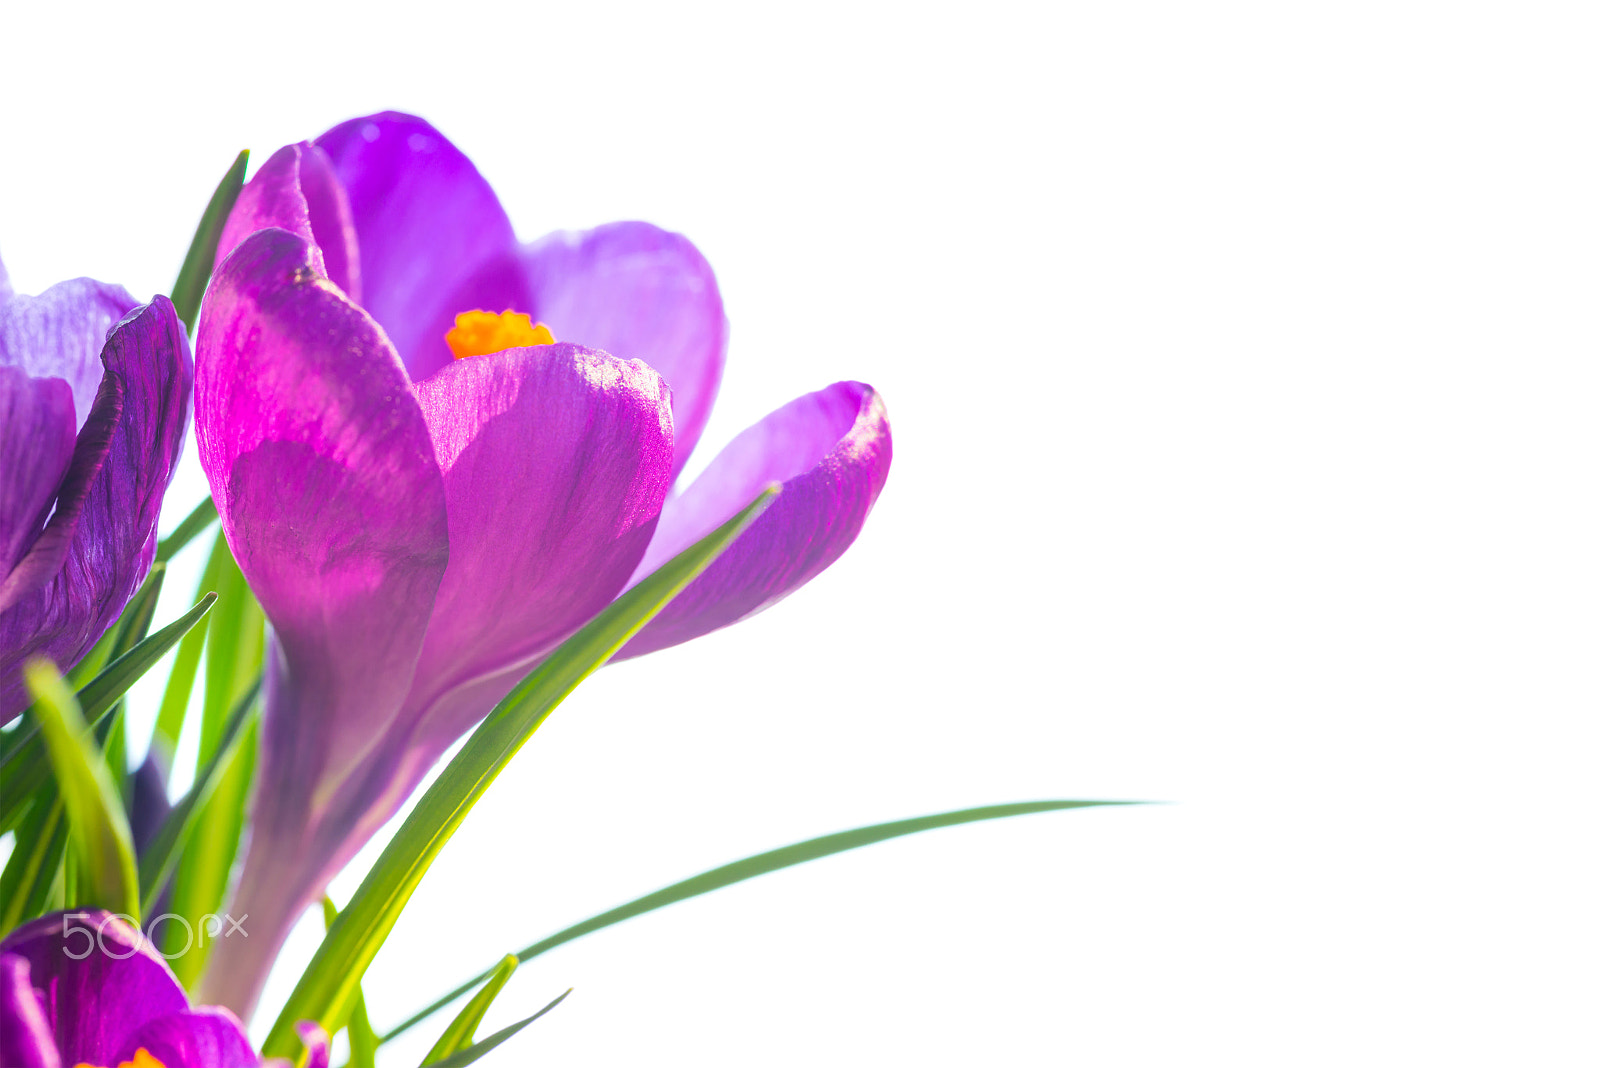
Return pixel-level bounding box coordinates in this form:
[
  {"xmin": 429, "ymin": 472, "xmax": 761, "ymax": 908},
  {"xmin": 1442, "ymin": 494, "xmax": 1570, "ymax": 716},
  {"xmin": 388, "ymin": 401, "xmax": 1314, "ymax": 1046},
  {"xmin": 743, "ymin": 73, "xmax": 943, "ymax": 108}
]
[
  {"xmin": 72, "ymin": 1049, "xmax": 167, "ymax": 1068},
  {"xmin": 445, "ymin": 309, "xmax": 555, "ymax": 360}
]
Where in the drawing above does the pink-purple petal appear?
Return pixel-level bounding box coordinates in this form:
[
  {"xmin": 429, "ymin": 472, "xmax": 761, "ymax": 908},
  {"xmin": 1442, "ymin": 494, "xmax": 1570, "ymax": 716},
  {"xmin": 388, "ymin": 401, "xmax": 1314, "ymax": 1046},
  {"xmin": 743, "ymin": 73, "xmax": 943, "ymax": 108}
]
[
  {"xmin": 403, "ymin": 342, "xmax": 674, "ymax": 746},
  {"xmin": 0, "ymin": 954, "xmax": 58, "ymax": 1068},
  {"xmin": 218, "ymin": 143, "xmax": 361, "ymax": 302},
  {"xmin": 193, "ymin": 226, "xmax": 449, "ymax": 1018},
  {"xmin": 0, "ymin": 911, "xmax": 189, "ymax": 1067},
  {"xmin": 115, "ymin": 1007, "xmax": 258, "ymax": 1068},
  {"xmin": 0, "ymin": 368, "xmax": 76, "ymax": 577},
  {"xmin": 521, "ymin": 221, "xmax": 727, "ymax": 476},
  {"xmin": 0, "ymin": 276, "xmax": 138, "ymax": 432},
  {"xmin": 0, "ymin": 298, "xmax": 190, "ymax": 721},
  {"xmin": 316, "ymin": 112, "xmax": 518, "ymax": 380},
  {"xmin": 617, "ymin": 381, "xmax": 891, "ymax": 660}
]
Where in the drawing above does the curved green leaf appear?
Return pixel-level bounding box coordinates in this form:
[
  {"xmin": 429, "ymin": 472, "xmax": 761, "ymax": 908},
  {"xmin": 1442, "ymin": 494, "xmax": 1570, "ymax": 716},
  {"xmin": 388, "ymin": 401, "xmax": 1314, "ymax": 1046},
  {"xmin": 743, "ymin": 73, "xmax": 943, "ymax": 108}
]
[
  {"xmin": 261, "ymin": 487, "xmax": 778, "ymax": 1058},
  {"xmin": 424, "ymin": 990, "xmax": 570, "ymax": 1068},
  {"xmin": 384, "ymin": 799, "xmax": 1129, "ymax": 1042},
  {"xmin": 0, "ymin": 593, "xmax": 217, "ymax": 831},
  {"xmin": 156, "ymin": 497, "xmax": 220, "ymax": 563},
  {"xmin": 421, "ymin": 954, "xmax": 517, "ymax": 1066},
  {"xmin": 138, "ymin": 677, "xmax": 260, "ymax": 913},
  {"xmin": 171, "ymin": 150, "xmax": 248, "ymax": 333},
  {"xmin": 24, "ymin": 659, "xmax": 139, "ymax": 919}
]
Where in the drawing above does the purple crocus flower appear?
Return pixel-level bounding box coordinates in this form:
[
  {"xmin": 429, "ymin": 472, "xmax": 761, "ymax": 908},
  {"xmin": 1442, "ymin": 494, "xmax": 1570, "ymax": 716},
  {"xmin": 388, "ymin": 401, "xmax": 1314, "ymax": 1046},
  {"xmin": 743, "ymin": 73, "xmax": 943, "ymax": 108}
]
[
  {"xmin": 0, "ymin": 258, "xmax": 192, "ymax": 721},
  {"xmin": 194, "ymin": 113, "xmax": 891, "ymax": 1015},
  {"xmin": 0, "ymin": 909, "xmax": 324, "ymax": 1068}
]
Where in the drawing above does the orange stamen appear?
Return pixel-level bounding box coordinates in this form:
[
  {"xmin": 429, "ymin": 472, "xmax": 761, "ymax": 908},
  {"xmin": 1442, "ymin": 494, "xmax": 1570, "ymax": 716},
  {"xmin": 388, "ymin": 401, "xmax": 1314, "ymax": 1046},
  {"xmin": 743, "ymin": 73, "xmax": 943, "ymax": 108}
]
[{"xmin": 444, "ymin": 309, "xmax": 555, "ymax": 360}]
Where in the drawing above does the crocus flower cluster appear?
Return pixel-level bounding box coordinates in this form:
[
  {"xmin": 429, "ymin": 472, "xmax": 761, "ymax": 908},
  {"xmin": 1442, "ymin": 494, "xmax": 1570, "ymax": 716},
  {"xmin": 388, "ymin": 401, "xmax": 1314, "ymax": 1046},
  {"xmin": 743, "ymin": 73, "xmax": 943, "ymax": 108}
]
[
  {"xmin": 194, "ymin": 112, "xmax": 892, "ymax": 1015},
  {"xmin": 0, "ymin": 263, "xmax": 191, "ymax": 720},
  {"xmin": 0, "ymin": 909, "xmax": 323, "ymax": 1068}
]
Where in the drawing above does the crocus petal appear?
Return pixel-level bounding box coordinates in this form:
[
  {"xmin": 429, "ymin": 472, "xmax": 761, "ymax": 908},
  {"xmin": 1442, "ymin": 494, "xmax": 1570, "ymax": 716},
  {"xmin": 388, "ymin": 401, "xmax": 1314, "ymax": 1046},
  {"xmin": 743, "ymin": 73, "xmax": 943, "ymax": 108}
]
[
  {"xmin": 217, "ymin": 142, "xmax": 361, "ymax": 302},
  {"xmin": 193, "ymin": 226, "xmax": 449, "ymax": 1017},
  {"xmin": 0, "ymin": 298, "xmax": 190, "ymax": 721},
  {"xmin": 521, "ymin": 221, "xmax": 727, "ymax": 476},
  {"xmin": 0, "ymin": 911, "xmax": 189, "ymax": 1067},
  {"xmin": 401, "ymin": 343, "xmax": 674, "ymax": 747},
  {"xmin": 0, "ymin": 276, "xmax": 137, "ymax": 432},
  {"xmin": 316, "ymin": 112, "xmax": 518, "ymax": 380},
  {"xmin": 0, "ymin": 367, "xmax": 76, "ymax": 576},
  {"xmin": 293, "ymin": 1021, "xmax": 331, "ymax": 1068},
  {"xmin": 617, "ymin": 381, "xmax": 891, "ymax": 660},
  {"xmin": 0, "ymin": 954, "xmax": 58, "ymax": 1068},
  {"xmin": 116, "ymin": 1007, "xmax": 257, "ymax": 1068}
]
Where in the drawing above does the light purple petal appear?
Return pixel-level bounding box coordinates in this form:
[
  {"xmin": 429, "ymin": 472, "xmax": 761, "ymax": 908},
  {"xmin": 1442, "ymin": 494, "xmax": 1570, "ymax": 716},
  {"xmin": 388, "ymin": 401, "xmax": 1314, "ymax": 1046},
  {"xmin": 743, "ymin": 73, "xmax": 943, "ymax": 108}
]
[
  {"xmin": 0, "ymin": 911, "xmax": 189, "ymax": 1067},
  {"xmin": 193, "ymin": 226, "xmax": 449, "ymax": 1018},
  {"xmin": 0, "ymin": 276, "xmax": 137, "ymax": 432},
  {"xmin": 401, "ymin": 343, "xmax": 674, "ymax": 748},
  {"xmin": 0, "ymin": 298, "xmax": 191, "ymax": 721},
  {"xmin": 316, "ymin": 112, "xmax": 518, "ymax": 381},
  {"xmin": 617, "ymin": 381, "xmax": 891, "ymax": 660},
  {"xmin": 116, "ymin": 1007, "xmax": 258, "ymax": 1068},
  {"xmin": 521, "ymin": 222, "xmax": 727, "ymax": 476},
  {"xmin": 294, "ymin": 1021, "xmax": 330, "ymax": 1068},
  {"xmin": 0, "ymin": 954, "xmax": 58, "ymax": 1068},
  {"xmin": 217, "ymin": 142, "xmax": 361, "ymax": 302},
  {"xmin": 0, "ymin": 367, "xmax": 76, "ymax": 576}
]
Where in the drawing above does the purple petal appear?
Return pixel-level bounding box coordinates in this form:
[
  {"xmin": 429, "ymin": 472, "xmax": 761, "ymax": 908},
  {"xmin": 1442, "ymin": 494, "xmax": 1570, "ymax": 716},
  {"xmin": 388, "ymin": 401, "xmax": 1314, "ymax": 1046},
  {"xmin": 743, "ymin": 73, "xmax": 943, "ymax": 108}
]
[
  {"xmin": 522, "ymin": 222, "xmax": 727, "ymax": 476},
  {"xmin": 0, "ymin": 297, "xmax": 191, "ymax": 722},
  {"xmin": 218, "ymin": 143, "xmax": 361, "ymax": 302},
  {"xmin": 294, "ymin": 1021, "xmax": 330, "ymax": 1068},
  {"xmin": 0, "ymin": 910, "xmax": 189, "ymax": 1067},
  {"xmin": 193, "ymin": 226, "xmax": 449, "ymax": 1017},
  {"xmin": 0, "ymin": 276, "xmax": 137, "ymax": 433},
  {"xmin": 0, "ymin": 367, "xmax": 76, "ymax": 577},
  {"xmin": 0, "ymin": 954, "xmax": 58, "ymax": 1068},
  {"xmin": 617, "ymin": 381, "xmax": 891, "ymax": 660},
  {"xmin": 316, "ymin": 112, "xmax": 518, "ymax": 381},
  {"xmin": 116, "ymin": 1007, "xmax": 258, "ymax": 1068},
  {"xmin": 401, "ymin": 343, "xmax": 674, "ymax": 748}
]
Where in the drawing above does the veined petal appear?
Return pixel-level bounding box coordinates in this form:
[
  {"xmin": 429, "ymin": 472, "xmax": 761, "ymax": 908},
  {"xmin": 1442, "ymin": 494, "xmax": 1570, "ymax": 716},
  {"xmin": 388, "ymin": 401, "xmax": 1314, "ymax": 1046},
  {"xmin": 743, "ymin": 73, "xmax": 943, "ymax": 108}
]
[
  {"xmin": 316, "ymin": 112, "xmax": 518, "ymax": 381},
  {"xmin": 0, "ymin": 954, "xmax": 57, "ymax": 1068},
  {"xmin": 193, "ymin": 227, "xmax": 449, "ymax": 1015},
  {"xmin": 0, "ymin": 276, "xmax": 137, "ymax": 432},
  {"xmin": 522, "ymin": 222, "xmax": 727, "ymax": 476},
  {"xmin": 0, "ymin": 367, "xmax": 75, "ymax": 576},
  {"xmin": 0, "ymin": 911, "xmax": 189, "ymax": 1067},
  {"xmin": 197, "ymin": 227, "xmax": 448, "ymax": 787},
  {"xmin": 217, "ymin": 142, "xmax": 361, "ymax": 302},
  {"xmin": 0, "ymin": 298, "xmax": 190, "ymax": 721},
  {"xmin": 617, "ymin": 381, "xmax": 891, "ymax": 660},
  {"xmin": 403, "ymin": 342, "xmax": 674, "ymax": 746},
  {"xmin": 115, "ymin": 1007, "xmax": 257, "ymax": 1068}
]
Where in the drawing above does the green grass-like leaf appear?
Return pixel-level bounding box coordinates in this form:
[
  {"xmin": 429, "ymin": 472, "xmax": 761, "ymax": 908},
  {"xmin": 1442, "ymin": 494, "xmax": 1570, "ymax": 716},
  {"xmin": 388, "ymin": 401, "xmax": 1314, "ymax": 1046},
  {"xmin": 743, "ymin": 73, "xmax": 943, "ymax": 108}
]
[
  {"xmin": 383, "ymin": 799, "xmax": 1129, "ymax": 1043},
  {"xmin": 423, "ymin": 990, "xmax": 570, "ymax": 1068},
  {"xmin": 24, "ymin": 659, "xmax": 139, "ymax": 919},
  {"xmin": 260, "ymin": 487, "xmax": 778, "ymax": 1058},
  {"xmin": 171, "ymin": 150, "xmax": 248, "ymax": 333},
  {"xmin": 156, "ymin": 497, "xmax": 220, "ymax": 563},
  {"xmin": 165, "ymin": 533, "xmax": 264, "ymax": 986},
  {"xmin": 322, "ymin": 897, "xmax": 379, "ymax": 1068},
  {"xmin": 421, "ymin": 954, "xmax": 517, "ymax": 1066},
  {"xmin": 137, "ymin": 677, "xmax": 260, "ymax": 913},
  {"xmin": 0, "ymin": 593, "xmax": 217, "ymax": 834}
]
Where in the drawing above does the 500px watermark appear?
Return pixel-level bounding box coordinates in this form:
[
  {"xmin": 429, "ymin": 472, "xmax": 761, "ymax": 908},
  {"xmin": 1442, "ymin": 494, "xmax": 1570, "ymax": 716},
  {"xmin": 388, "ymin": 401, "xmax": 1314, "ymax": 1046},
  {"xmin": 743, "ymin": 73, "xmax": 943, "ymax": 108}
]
[{"xmin": 60, "ymin": 911, "xmax": 247, "ymax": 960}]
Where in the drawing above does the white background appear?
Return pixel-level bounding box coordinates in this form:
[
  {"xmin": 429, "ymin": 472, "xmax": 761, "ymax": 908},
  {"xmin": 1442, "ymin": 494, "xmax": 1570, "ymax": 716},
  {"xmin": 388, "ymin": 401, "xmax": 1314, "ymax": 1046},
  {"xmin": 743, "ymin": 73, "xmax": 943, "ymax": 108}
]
[{"xmin": 2, "ymin": 2, "xmax": 1596, "ymax": 1064}]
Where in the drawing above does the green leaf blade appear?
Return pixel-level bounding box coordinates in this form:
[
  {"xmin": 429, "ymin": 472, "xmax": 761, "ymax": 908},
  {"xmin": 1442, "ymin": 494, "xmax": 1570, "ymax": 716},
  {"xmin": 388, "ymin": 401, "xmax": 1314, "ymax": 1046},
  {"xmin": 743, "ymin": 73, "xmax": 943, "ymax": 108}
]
[
  {"xmin": 421, "ymin": 954, "xmax": 518, "ymax": 1067},
  {"xmin": 261, "ymin": 486, "xmax": 778, "ymax": 1058},
  {"xmin": 424, "ymin": 990, "xmax": 570, "ymax": 1068},
  {"xmin": 171, "ymin": 151, "xmax": 249, "ymax": 333},
  {"xmin": 23, "ymin": 659, "xmax": 139, "ymax": 919},
  {"xmin": 384, "ymin": 799, "xmax": 1130, "ymax": 1043}
]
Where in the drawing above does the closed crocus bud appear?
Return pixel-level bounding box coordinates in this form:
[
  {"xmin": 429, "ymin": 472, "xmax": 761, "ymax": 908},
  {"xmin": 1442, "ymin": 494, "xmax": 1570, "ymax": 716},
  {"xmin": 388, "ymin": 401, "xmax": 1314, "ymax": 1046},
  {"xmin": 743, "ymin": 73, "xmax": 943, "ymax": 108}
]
[{"xmin": 0, "ymin": 257, "xmax": 192, "ymax": 721}]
